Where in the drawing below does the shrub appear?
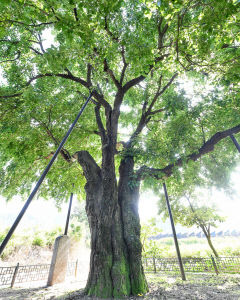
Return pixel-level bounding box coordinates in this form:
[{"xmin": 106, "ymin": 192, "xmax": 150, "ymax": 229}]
[
  {"xmin": 44, "ymin": 227, "xmax": 62, "ymax": 248},
  {"xmin": 32, "ymin": 236, "xmax": 44, "ymax": 247},
  {"xmin": 69, "ymin": 224, "xmax": 82, "ymax": 241}
]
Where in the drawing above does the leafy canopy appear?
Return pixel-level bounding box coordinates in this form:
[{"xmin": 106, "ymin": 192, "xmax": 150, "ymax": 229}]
[{"xmin": 0, "ymin": 0, "xmax": 240, "ymax": 203}]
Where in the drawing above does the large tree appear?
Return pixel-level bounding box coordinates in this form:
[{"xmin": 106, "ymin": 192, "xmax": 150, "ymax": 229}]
[{"xmin": 0, "ymin": 0, "xmax": 240, "ymax": 297}]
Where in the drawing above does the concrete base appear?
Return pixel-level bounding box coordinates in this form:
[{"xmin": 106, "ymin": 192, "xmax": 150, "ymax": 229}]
[{"xmin": 47, "ymin": 235, "xmax": 70, "ymax": 286}]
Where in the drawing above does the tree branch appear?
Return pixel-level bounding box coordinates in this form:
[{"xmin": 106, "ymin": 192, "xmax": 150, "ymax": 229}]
[
  {"xmin": 24, "ymin": 72, "xmax": 89, "ymax": 88},
  {"xmin": 0, "ymin": 45, "xmax": 110, "ymax": 117},
  {"xmin": 0, "ymin": 52, "xmax": 112, "ymax": 115},
  {"xmin": 103, "ymin": 59, "xmax": 121, "ymax": 89},
  {"xmin": 1, "ymin": 19, "xmax": 55, "ymax": 27},
  {"xmin": 126, "ymin": 74, "xmax": 176, "ymax": 148},
  {"xmin": 145, "ymin": 73, "xmax": 177, "ymax": 116},
  {"xmin": 145, "ymin": 75, "xmax": 163, "ymax": 115},
  {"xmin": 75, "ymin": 150, "xmax": 102, "ymax": 185},
  {"xmin": 148, "ymin": 108, "xmax": 165, "ymax": 116},
  {"xmin": 137, "ymin": 124, "xmax": 240, "ymax": 179},
  {"xmin": 94, "ymin": 104, "xmax": 107, "ymax": 143},
  {"xmin": 126, "ymin": 113, "xmax": 151, "ymax": 149},
  {"xmin": 0, "ymin": 71, "xmax": 88, "ymax": 99},
  {"xmin": 92, "ymin": 89, "xmax": 112, "ymax": 111},
  {"xmin": 0, "ymin": 38, "xmax": 44, "ymax": 57},
  {"xmin": 76, "ymin": 88, "xmax": 111, "ymax": 114},
  {"xmin": 37, "ymin": 34, "xmax": 45, "ymax": 53},
  {"xmin": 0, "ymin": 93, "xmax": 22, "ymax": 99},
  {"xmin": 122, "ymin": 54, "xmax": 169, "ymax": 93},
  {"xmin": 24, "ymin": 3, "xmax": 51, "ymax": 17},
  {"xmin": 123, "ymin": 75, "xmax": 146, "ymax": 93},
  {"xmin": 120, "ymin": 46, "xmax": 129, "ymax": 85},
  {"xmin": 104, "ymin": 16, "xmax": 119, "ymax": 42},
  {"xmin": 51, "ymin": 7, "xmax": 61, "ymax": 21},
  {"xmin": 29, "ymin": 46, "xmax": 43, "ymax": 56},
  {"xmin": 0, "ymin": 68, "xmax": 112, "ymax": 112},
  {"xmin": 0, "ymin": 51, "xmax": 21, "ymax": 64},
  {"xmin": 32, "ymin": 116, "xmax": 72, "ymax": 163},
  {"xmin": 87, "ymin": 63, "xmax": 92, "ymax": 86},
  {"xmin": 157, "ymin": 17, "xmax": 168, "ymax": 50}
]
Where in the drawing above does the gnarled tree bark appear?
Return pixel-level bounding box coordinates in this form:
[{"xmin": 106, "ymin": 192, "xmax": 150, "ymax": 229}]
[{"xmin": 77, "ymin": 151, "xmax": 148, "ymax": 298}]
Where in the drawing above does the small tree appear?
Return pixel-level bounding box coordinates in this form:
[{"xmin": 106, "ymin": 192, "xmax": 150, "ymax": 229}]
[
  {"xmin": 184, "ymin": 195, "xmax": 225, "ymax": 257},
  {"xmin": 141, "ymin": 218, "xmax": 168, "ymax": 272},
  {"xmin": 159, "ymin": 192, "xmax": 225, "ymax": 257},
  {"xmin": 141, "ymin": 218, "xmax": 161, "ymax": 255}
]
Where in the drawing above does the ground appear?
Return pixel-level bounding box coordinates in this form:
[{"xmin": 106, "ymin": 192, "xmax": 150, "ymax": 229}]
[{"xmin": 0, "ymin": 273, "xmax": 240, "ymax": 299}]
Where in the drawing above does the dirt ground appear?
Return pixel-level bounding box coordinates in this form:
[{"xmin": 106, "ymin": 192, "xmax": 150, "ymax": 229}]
[
  {"xmin": 0, "ymin": 280, "xmax": 86, "ymax": 300},
  {"xmin": 0, "ymin": 273, "xmax": 240, "ymax": 300}
]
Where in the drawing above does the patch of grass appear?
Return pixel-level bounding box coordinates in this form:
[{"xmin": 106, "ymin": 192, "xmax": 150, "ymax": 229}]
[{"xmin": 154, "ymin": 236, "xmax": 240, "ymax": 258}]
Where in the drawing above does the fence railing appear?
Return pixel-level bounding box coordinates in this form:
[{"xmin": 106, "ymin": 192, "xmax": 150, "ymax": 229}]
[
  {"xmin": 143, "ymin": 256, "xmax": 240, "ymax": 274},
  {"xmin": 0, "ymin": 260, "xmax": 78, "ymax": 287},
  {"xmin": 1, "ymin": 256, "xmax": 239, "ymax": 288}
]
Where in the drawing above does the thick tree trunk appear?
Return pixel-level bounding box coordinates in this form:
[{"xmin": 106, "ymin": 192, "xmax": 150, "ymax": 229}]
[
  {"xmin": 77, "ymin": 151, "xmax": 148, "ymax": 298},
  {"xmin": 118, "ymin": 156, "xmax": 148, "ymax": 294}
]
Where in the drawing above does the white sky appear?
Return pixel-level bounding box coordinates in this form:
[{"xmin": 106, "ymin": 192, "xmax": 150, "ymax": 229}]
[{"xmin": 0, "ymin": 196, "xmax": 70, "ymax": 232}]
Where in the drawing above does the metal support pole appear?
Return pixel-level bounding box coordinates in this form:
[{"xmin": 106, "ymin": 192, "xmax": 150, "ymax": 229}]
[
  {"xmin": 230, "ymin": 134, "xmax": 240, "ymax": 153},
  {"xmin": 11, "ymin": 263, "xmax": 19, "ymax": 288},
  {"xmin": 64, "ymin": 192, "xmax": 73, "ymax": 235},
  {"xmin": 0, "ymin": 92, "xmax": 94, "ymax": 256},
  {"xmin": 163, "ymin": 182, "xmax": 186, "ymax": 281}
]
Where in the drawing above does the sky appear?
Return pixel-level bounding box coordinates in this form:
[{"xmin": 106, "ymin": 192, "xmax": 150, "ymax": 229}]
[{"xmin": 0, "ymin": 196, "xmax": 70, "ymax": 232}]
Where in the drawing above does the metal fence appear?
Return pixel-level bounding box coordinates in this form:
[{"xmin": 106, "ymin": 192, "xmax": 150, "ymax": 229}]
[
  {"xmin": 1, "ymin": 256, "xmax": 239, "ymax": 288},
  {"xmin": 143, "ymin": 256, "xmax": 240, "ymax": 274},
  {"xmin": 0, "ymin": 261, "xmax": 78, "ymax": 287}
]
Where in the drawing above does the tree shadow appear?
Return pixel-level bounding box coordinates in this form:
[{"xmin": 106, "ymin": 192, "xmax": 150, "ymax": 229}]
[
  {"xmin": 0, "ymin": 283, "xmax": 85, "ymax": 300},
  {"xmin": 0, "ymin": 285, "xmax": 48, "ymax": 299}
]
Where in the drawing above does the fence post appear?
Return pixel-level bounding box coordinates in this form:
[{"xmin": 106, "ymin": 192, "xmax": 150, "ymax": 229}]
[
  {"xmin": 211, "ymin": 255, "xmax": 219, "ymax": 275},
  {"xmin": 75, "ymin": 259, "xmax": 78, "ymax": 278},
  {"xmin": 11, "ymin": 263, "xmax": 19, "ymax": 288},
  {"xmin": 153, "ymin": 257, "xmax": 156, "ymax": 273}
]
